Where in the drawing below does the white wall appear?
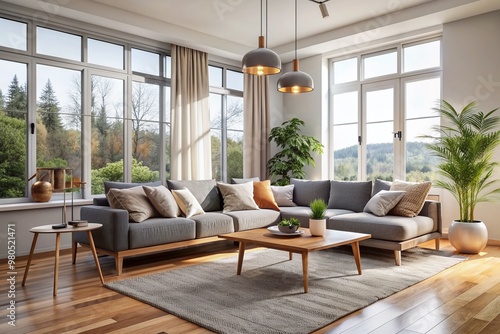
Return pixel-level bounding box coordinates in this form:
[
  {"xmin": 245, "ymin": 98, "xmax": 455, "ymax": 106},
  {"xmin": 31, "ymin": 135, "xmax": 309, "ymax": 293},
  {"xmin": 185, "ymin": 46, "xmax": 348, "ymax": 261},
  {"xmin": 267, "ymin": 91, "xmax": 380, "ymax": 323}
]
[
  {"xmin": 442, "ymin": 10, "xmax": 500, "ymax": 241},
  {"xmin": 281, "ymin": 10, "xmax": 500, "ymax": 242}
]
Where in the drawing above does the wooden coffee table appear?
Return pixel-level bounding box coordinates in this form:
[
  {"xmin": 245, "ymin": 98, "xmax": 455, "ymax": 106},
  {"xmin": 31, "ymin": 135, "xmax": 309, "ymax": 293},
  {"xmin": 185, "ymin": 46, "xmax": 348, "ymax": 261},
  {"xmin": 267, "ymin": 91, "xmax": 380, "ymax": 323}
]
[{"xmin": 219, "ymin": 228, "xmax": 371, "ymax": 293}]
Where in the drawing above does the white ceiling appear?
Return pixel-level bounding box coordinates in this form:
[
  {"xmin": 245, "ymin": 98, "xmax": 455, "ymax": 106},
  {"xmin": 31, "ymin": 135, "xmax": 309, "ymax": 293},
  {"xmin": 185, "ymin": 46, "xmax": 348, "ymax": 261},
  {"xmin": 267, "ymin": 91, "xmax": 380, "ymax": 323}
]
[{"xmin": 3, "ymin": 0, "xmax": 500, "ymax": 62}]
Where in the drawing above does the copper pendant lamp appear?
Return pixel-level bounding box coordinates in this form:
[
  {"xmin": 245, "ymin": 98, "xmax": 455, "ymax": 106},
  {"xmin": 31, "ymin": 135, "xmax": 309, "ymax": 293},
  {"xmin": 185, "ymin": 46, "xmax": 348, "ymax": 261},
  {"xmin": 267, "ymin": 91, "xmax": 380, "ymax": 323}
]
[
  {"xmin": 277, "ymin": 0, "xmax": 314, "ymax": 93},
  {"xmin": 242, "ymin": 0, "xmax": 281, "ymax": 75}
]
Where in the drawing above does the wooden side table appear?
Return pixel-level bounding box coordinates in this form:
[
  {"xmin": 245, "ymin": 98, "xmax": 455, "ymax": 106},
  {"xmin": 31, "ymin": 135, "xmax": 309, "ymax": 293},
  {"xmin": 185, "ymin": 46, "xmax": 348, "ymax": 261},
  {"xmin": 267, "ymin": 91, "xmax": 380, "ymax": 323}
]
[{"xmin": 22, "ymin": 223, "xmax": 104, "ymax": 296}]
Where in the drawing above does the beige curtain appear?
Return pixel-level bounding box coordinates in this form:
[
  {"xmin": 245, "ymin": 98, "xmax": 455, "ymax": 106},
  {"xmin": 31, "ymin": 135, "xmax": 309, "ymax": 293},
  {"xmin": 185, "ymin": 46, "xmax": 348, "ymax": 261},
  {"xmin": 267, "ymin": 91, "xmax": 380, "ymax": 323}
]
[
  {"xmin": 170, "ymin": 45, "xmax": 212, "ymax": 180},
  {"xmin": 243, "ymin": 74, "xmax": 270, "ymax": 179}
]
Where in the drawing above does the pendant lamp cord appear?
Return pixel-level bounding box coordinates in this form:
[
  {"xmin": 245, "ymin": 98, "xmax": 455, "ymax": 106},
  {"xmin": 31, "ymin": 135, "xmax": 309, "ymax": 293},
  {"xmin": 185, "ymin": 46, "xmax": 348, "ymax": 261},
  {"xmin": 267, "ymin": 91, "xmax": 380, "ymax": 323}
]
[
  {"xmin": 295, "ymin": 0, "xmax": 298, "ymax": 60},
  {"xmin": 265, "ymin": 0, "xmax": 268, "ymax": 48}
]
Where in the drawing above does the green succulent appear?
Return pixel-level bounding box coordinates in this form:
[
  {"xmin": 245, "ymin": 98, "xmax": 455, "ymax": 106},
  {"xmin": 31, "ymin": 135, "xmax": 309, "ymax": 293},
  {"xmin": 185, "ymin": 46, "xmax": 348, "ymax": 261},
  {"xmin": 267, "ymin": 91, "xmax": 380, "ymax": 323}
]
[{"xmin": 278, "ymin": 217, "xmax": 301, "ymax": 227}]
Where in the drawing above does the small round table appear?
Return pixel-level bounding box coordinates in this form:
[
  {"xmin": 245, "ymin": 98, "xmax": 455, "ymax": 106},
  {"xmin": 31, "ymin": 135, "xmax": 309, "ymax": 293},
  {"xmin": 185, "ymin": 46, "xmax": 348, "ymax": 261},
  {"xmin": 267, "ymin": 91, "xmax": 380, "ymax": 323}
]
[{"xmin": 22, "ymin": 223, "xmax": 104, "ymax": 296}]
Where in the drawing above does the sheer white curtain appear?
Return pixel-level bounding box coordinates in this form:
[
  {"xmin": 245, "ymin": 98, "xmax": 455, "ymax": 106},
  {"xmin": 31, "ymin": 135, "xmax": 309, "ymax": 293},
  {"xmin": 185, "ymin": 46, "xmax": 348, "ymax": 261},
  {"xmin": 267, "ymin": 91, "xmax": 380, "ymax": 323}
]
[
  {"xmin": 170, "ymin": 45, "xmax": 212, "ymax": 180},
  {"xmin": 243, "ymin": 74, "xmax": 270, "ymax": 179}
]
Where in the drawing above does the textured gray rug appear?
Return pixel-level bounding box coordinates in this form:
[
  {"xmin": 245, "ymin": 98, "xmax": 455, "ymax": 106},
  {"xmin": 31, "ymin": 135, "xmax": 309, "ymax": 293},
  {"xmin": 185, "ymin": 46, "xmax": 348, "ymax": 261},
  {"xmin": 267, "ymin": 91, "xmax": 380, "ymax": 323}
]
[{"xmin": 105, "ymin": 246, "xmax": 465, "ymax": 334}]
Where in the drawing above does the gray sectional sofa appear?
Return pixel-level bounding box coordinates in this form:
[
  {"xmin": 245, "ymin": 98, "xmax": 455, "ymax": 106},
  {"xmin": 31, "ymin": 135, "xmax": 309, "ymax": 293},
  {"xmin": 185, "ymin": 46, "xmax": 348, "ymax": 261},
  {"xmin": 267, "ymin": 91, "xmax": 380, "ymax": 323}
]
[{"xmin": 74, "ymin": 178, "xmax": 441, "ymax": 275}]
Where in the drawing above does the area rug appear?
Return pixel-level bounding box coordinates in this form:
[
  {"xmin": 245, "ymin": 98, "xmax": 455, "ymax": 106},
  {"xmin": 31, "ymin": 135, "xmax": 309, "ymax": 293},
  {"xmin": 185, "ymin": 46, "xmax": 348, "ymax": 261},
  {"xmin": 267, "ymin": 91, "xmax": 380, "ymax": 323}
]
[{"xmin": 105, "ymin": 247, "xmax": 465, "ymax": 334}]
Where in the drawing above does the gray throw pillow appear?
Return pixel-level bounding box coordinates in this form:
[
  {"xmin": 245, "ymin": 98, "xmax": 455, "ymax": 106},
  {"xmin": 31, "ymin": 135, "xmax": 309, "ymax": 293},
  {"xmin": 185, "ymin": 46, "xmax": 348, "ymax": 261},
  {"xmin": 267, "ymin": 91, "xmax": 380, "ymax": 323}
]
[
  {"xmin": 290, "ymin": 178, "xmax": 330, "ymax": 206},
  {"xmin": 167, "ymin": 179, "xmax": 222, "ymax": 212},
  {"xmin": 372, "ymin": 179, "xmax": 392, "ymax": 197},
  {"xmin": 271, "ymin": 185, "xmax": 296, "ymax": 207},
  {"xmin": 328, "ymin": 180, "xmax": 372, "ymax": 212},
  {"xmin": 363, "ymin": 190, "xmax": 405, "ymax": 216}
]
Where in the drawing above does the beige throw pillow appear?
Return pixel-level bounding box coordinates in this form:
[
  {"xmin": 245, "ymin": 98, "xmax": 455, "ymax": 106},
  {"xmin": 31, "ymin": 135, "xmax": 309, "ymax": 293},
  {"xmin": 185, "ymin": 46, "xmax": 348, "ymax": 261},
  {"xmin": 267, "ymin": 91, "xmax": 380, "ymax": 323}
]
[
  {"xmin": 171, "ymin": 188, "xmax": 205, "ymax": 218},
  {"xmin": 388, "ymin": 180, "xmax": 432, "ymax": 217},
  {"xmin": 107, "ymin": 186, "xmax": 158, "ymax": 223},
  {"xmin": 143, "ymin": 185, "xmax": 180, "ymax": 218},
  {"xmin": 217, "ymin": 182, "xmax": 259, "ymax": 213}
]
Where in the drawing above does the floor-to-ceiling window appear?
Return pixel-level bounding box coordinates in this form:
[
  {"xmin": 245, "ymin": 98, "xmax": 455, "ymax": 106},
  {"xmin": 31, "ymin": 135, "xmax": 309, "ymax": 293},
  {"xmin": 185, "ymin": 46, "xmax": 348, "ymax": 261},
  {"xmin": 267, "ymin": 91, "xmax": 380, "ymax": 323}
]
[
  {"xmin": 0, "ymin": 15, "xmax": 173, "ymax": 202},
  {"xmin": 331, "ymin": 38, "xmax": 441, "ymax": 182},
  {"xmin": 209, "ymin": 64, "xmax": 244, "ymax": 182}
]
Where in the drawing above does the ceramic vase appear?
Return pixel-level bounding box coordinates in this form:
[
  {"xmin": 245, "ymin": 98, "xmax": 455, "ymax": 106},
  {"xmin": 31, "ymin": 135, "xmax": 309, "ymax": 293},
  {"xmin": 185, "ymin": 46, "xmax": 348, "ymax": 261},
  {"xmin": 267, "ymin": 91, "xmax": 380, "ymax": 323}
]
[
  {"xmin": 309, "ymin": 218, "xmax": 326, "ymax": 236},
  {"xmin": 448, "ymin": 220, "xmax": 488, "ymax": 254}
]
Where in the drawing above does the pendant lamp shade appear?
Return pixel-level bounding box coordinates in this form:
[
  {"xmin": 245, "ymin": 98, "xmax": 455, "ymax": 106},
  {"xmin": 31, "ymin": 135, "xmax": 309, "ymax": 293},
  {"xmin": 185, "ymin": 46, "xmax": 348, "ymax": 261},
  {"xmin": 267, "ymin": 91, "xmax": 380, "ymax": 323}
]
[
  {"xmin": 242, "ymin": 0, "xmax": 281, "ymax": 75},
  {"xmin": 242, "ymin": 36, "xmax": 281, "ymax": 75},
  {"xmin": 277, "ymin": 0, "xmax": 314, "ymax": 93},
  {"xmin": 277, "ymin": 59, "xmax": 314, "ymax": 93}
]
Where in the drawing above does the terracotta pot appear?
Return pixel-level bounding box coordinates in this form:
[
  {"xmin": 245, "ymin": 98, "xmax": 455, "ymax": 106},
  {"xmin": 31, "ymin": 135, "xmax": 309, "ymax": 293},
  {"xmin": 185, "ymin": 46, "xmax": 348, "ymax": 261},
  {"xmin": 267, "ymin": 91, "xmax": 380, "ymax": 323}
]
[
  {"xmin": 32, "ymin": 181, "xmax": 53, "ymax": 202},
  {"xmin": 309, "ymin": 219, "xmax": 326, "ymax": 236},
  {"xmin": 448, "ymin": 220, "xmax": 488, "ymax": 254}
]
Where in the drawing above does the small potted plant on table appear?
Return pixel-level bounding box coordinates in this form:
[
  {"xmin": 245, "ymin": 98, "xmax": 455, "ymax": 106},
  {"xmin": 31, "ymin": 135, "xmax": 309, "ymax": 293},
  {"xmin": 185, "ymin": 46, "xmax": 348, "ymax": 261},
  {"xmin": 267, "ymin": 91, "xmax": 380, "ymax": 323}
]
[
  {"xmin": 278, "ymin": 218, "xmax": 301, "ymax": 233},
  {"xmin": 309, "ymin": 198, "xmax": 327, "ymax": 236}
]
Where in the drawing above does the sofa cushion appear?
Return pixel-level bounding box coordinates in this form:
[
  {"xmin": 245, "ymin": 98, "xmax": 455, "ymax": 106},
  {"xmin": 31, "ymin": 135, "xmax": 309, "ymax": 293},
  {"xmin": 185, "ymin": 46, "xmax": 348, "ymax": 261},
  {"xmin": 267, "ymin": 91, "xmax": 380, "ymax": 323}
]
[
  {"xmin": 290, "ymin": 178, "xmax": 330, "ymax": 206},
  {"xmin": 363, "ymin": 190, "xmax": 405, "ymax": 217},
  {"xmin": 231, "ymin": 177, "xmax": 260, "ymax": 184},
  {"xmin": 372, "ymin": 179, "xmax": 392, "ymax": 196},
  {"xmin": 217, "ymin": 182, "xmax": 259, "ymax": 212},
  {"xmin": 167, "ymin": 179, "xmax": 222, "ymax": 212},
  {"xmin": 329, "ymin": 212, "xmax": 436, "ymax": 241},
  {"xmin": 224, "ymin": 209, "xmax": 280, "ymax": 231},
  {"xmin": 188, "ymin": 212, "xmax": 234, "ymax": 238},
  {"xmin": 271, "ymin": 184, "xmax": 296, "ymax": 207},
  {"xmin": 388, "ymin": 180, "xmax": 432, "ymax": 217},
  {"xmin": 143, "ymin": 185, "xmax": 180, "ymax": 218},
  {"xmin": 253, "ymin": 180, "xmax": 279, "ymax": 211},
  {"xmin": 328, "ymin": 180, "xmax": 372, "ymax": 212},
  {"xmin": 171, "ymin": 188, "xmax": 205, "ymax": 218},
  {"xmin": 128, "ymin": 217, "xmax": 196, "ymax": 249},
  {"xmin": 107, "ymin": 186, "xmax": 158, "ymax": 223}
]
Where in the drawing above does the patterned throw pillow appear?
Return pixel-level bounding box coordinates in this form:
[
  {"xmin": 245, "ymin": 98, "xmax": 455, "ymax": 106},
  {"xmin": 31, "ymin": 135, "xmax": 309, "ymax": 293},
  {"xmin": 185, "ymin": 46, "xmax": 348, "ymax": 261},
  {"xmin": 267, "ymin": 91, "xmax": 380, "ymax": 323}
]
[{"xmin": 388, "ymin": 180, "xmax": 432, "ymax": 217}]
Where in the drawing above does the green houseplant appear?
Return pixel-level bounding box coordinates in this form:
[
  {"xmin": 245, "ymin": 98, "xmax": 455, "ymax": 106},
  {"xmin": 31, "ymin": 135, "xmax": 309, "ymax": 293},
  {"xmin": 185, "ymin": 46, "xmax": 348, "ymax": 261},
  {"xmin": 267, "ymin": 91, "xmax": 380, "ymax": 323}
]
[
  {"xmin": 267, "ymin": 118, "xmax": 324, "ymax": 186},
  {"xmin": 277, "ymin": 217, "xmax": 301, "ymax": 233},
  {"xmin": 423, "ymin": 100, "xmax": 500, "ymax": 253},
  {"xmin": 308, "ymin": 198, "xmax": 327, "ymax": 236}
]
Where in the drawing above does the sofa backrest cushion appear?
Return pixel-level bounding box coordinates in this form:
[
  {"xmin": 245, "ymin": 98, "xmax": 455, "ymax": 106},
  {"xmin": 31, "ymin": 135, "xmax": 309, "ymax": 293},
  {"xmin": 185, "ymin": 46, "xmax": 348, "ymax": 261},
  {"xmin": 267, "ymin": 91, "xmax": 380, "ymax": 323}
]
[
  {"xmin": 167, "ymin": 179, "xmax": 222, "ymax": 212},
  {"xmin": 372, "ymin": 179, "xmax": 392, "ymax": 196},
  {"xmin": 290, "ymin": 178, "xmax": 330, "ymax": 206},
  {"xmin": 231, "ymin": 177, "xmax": 260, "ymax": 184},
  {"xmin": 328, "ymin": 180, "xmax": 372, "ymax": 212}
]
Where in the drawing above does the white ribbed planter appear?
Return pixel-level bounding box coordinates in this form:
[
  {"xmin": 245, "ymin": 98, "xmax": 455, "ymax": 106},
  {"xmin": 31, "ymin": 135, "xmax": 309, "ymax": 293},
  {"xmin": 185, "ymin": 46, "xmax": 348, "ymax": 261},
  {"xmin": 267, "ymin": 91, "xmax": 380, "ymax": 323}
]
[
  {"xmin": 448, "ymin": 220, "xmax": 488, "ymax": 254},
  {"xmin": 309, "ymin": 219, "xmax": 326, "ymax": 237}
]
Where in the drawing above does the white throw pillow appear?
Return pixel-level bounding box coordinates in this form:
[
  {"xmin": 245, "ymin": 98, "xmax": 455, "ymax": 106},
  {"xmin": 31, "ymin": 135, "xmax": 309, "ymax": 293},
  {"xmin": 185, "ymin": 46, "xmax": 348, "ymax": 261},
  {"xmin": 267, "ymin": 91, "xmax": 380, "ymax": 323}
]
[
  {"xmin": 217, "ymin": 182, "xmax": 259, "ymax": 212},
  {"xmin": 363, "ymin": 190, "xmax": 406, "ymax": 217},
  {"xmin": 171, "ymin": 188, "xmax": 205, "ymax": 218}
]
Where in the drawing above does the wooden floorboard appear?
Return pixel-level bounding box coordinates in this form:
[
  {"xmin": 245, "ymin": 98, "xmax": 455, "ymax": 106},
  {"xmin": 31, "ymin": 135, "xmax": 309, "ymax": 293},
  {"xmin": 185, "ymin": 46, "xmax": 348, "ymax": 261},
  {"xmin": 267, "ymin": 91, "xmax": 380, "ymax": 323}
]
[{"xmin": 1, "ymin": 239, "xmax": 499, "ymax": 333}]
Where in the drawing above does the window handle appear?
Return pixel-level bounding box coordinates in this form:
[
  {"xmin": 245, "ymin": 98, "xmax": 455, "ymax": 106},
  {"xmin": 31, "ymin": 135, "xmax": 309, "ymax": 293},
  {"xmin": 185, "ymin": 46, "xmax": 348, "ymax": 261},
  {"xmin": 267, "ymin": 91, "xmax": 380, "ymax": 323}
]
[
  {"xmin": 393, "ymin": 131, "xmax": 402, "ymax": 141},
  {"xmin": 31, "ymin": 123, "xmax": 35, "ymax": 134}
]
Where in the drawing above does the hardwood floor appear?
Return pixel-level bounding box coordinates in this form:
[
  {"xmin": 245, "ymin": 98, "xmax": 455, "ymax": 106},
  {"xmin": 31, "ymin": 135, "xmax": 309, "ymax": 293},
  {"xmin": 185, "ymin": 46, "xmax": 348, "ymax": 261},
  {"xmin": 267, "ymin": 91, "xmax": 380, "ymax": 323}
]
[{"xmin": 2, "ymin": 239, "xmax": 499, "ymax": 333}]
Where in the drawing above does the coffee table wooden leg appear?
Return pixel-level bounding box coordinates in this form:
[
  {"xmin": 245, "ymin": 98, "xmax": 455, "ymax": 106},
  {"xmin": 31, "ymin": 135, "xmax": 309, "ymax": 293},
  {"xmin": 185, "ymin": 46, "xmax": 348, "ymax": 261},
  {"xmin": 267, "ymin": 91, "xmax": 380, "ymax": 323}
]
[
  {"xmin": 72, "ymin": 234, "xmax": 77, "ymax": 264},
  {"xmin": 237, "ymin": 242, "xmax": 246, "ymax": 275},
  {"xmin": 53, "ymin": 232, "xmax": 61, "ymax": 296},
  {"xmin": 289, "ymin": 252, "xmax": 293, "ymax": 260},
  {"xmin": 87, "ymin": 231, "xmax": 105, "ymax": 284},
  {"xmin": 22, "ymin": 232, "xmax": 38, "ymax": 287},
  {"xmin": 351, "ymin": 241, "xmax": 363, "ymax": 275},
  {"xmin": 302, "ymin": 252, "xmax": 309, "ymax": 293}
]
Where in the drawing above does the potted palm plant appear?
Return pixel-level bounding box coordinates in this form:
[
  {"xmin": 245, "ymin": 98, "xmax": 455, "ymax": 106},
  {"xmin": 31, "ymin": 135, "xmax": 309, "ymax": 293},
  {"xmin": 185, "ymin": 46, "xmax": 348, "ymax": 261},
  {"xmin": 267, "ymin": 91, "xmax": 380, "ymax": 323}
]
[
  {"xmin": 309, "ymin": 198, "xmax": 327, "ymax": 236},
  {"xmin": 423, "ymin": 100, "xmax": 500, "ymax": 253}
]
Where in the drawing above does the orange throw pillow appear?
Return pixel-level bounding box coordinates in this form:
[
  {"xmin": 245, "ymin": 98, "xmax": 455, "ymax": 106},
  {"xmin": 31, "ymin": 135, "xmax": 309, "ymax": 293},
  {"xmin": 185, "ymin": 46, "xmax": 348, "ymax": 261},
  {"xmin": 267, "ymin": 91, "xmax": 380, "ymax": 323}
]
[{"xmin": 253, "ymin": 180, "xmax": 280, "ymax": 211}]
